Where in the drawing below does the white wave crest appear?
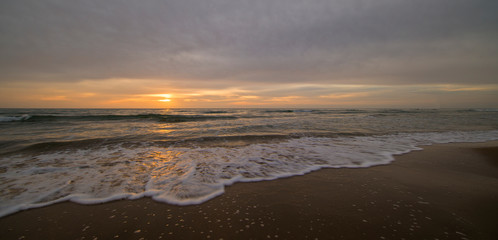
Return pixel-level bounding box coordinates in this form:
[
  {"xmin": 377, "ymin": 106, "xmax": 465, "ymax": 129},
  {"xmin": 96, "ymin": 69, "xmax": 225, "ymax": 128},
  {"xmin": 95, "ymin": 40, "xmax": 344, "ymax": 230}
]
[{"xmin": 0, "ymin": 114, "xmax": 31, "ymax": 122}]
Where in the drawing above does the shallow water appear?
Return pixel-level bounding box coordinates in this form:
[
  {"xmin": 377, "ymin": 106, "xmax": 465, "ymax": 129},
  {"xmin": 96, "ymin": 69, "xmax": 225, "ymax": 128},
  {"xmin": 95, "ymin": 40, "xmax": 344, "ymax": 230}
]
[{"xmin": 1, "ymin": 108, "xmax": 497, "ymax": 217}]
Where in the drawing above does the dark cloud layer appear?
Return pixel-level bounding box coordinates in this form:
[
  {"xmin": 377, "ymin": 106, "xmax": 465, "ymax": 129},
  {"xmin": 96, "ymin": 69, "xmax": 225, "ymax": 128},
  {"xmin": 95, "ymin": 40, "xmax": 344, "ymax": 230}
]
[{"xmin": 1, "ymin": 0, "xmax": 497, "ymax": 85}]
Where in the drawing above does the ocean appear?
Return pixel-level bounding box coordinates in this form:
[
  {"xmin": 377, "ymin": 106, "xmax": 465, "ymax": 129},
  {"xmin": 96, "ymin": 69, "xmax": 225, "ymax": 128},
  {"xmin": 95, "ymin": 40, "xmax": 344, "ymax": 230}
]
[{"xmin": 1, "ymin": 108, "xmax": 497, "ymax": 217}]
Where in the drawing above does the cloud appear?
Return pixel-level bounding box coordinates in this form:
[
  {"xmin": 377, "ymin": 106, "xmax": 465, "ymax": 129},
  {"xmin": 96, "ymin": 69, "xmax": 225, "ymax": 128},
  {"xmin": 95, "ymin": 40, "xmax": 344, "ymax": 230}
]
[
  {"xmin": 0, "ymin": 0, "xmax": 497, "ymax": 108},
  {"xmin": 0, "ymin": 0, "xmax": 497, "ymax": 87}
]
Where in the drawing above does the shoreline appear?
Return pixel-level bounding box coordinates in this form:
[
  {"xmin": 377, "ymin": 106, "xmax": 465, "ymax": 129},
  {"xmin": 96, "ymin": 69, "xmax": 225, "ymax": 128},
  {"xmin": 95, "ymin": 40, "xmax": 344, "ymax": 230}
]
[{"xmin": 1, "ymin": 141, "xmax": 498, "ymax": 239}]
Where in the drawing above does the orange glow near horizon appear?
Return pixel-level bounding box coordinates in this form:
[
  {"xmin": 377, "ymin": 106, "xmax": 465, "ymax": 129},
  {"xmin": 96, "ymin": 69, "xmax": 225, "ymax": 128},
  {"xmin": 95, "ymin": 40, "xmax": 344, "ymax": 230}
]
[
  {"xmin": 144, "ymin": 93, "xmax": 173, "ymax": 104},
  {"xmin": 0, "ymin": 80, "xmax": 497, "ymax": 108}
]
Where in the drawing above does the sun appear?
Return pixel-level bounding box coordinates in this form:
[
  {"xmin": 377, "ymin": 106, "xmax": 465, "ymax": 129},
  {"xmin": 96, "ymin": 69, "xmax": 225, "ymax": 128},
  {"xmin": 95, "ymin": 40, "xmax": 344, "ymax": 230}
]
[{"xmin": 146, "ymin": 94, "xmax": 173, "ymax": 103}]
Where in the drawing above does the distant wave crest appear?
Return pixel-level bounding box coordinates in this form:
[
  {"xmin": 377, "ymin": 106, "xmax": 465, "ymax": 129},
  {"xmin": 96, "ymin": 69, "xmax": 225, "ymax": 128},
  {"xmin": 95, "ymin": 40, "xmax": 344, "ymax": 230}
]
[
  {"xmin": 0, "ymin": 115, "xmax": 31, "ymax": 122},
  {"xmin": 3, "ymin": 114, "xmax": 237, "ymax": 123}
]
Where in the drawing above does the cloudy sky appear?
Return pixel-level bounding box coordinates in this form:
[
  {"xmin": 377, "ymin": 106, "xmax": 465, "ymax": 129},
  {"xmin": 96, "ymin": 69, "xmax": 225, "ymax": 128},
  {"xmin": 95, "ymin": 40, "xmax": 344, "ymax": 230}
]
[{"xmin": 1, "ymin": 0, "xmax": 497, "ymax": 108}]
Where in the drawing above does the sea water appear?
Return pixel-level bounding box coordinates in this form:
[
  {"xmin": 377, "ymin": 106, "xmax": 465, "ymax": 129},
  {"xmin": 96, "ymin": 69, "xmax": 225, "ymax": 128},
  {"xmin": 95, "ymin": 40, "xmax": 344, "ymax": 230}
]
[{"xmin": 1, "ymin": 108, "xmax": 497, "ymax": 217}]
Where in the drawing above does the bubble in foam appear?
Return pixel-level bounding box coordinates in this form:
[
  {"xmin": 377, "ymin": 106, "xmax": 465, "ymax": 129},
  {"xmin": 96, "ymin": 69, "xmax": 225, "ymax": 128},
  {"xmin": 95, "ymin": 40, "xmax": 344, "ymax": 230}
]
[{"xmin": 0, "ymin": 130, "xmax": 497, "ymax": 217}]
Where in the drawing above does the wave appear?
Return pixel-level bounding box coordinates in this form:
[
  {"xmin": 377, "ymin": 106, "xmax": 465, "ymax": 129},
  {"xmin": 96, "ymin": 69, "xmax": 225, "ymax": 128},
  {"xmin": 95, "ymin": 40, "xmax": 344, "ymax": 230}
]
[
  {"xmin": 328, "ymin": 109, "xmax": 370, "ymax": 114},
  {"xmin": 3, "ymin": 134, "xmax": 292, "ymax": 155},
  {"xmin": 372, "ymin": 109, "xmax": 443, "ymax": 114},
  {"xmin": 262, "ymin": 109, "xmax": 420, "ymax": 114},
  {"xmin": 202, "ymin": 110, "xmax": 232, "ymax": 114},
  {"xmin": 8, "ymin": 138, "xmax": 122, "ymax": 154},
  {"xmin": 263, "ymin": 109, "xmax": 295, "ymax": 113},
  {"xmin": 1, "ymin": 130, "xmax": 497, "ymax": 217},
  {"xmin": 457, "ymin": 108, "xmax": 498, "ymax": 113},
  {"xmin": 3, "ymin": 114, "xmax": 237, "ymax": 123},
  {"xmin": 263, "ymin": 109, "xmax": 320, "ymax": 113},
  {"xmin": 0, "ymin": 115, "xmax": 31, "ymax": 122}
]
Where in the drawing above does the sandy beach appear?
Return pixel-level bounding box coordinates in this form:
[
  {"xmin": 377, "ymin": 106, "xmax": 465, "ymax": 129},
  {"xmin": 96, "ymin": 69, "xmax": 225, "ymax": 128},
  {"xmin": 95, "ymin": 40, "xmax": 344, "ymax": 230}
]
[{"xmin": 1, "ymin": 141, "xmax": 497, "ymax": 240}]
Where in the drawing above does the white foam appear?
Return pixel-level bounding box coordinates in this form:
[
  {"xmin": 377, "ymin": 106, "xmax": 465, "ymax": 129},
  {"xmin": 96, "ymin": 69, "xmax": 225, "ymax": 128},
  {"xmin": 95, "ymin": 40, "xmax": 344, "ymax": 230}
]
[
  {"xmin": 0, "ymin": 130, "xmax": 497, "ymax": 217},
  {"xmin": 0, "ymin": 115, "xmax": 31, "ymax": 122}
]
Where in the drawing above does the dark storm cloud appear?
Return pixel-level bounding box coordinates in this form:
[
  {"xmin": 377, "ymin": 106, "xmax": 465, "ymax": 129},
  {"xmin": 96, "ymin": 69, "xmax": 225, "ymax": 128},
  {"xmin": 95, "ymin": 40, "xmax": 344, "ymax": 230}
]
[{"xmin": 0, "ymin": 0, "xmax": 497, "ymax": 84}]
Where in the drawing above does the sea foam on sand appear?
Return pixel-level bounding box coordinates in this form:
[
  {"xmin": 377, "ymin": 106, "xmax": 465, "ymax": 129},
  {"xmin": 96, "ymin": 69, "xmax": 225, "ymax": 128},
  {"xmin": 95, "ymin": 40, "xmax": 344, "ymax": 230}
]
[{"xmin": 0, "ymin": 130, "xmax": 497, "ymax": 217}]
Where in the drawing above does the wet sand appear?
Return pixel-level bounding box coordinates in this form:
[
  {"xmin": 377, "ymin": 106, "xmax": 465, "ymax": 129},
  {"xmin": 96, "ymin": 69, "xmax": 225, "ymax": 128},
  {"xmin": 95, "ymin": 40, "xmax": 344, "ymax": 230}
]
[{"xmin": 1, "ymin": 141, "xmax": 498, "ymax": 240}]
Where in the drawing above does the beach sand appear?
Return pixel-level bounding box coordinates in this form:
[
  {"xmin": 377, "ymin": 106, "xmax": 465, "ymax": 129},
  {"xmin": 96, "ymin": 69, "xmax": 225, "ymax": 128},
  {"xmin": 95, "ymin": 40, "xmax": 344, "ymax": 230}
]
[{"xmin": 1, "ymin": 141, "xmax": 497, "ymax": 240}]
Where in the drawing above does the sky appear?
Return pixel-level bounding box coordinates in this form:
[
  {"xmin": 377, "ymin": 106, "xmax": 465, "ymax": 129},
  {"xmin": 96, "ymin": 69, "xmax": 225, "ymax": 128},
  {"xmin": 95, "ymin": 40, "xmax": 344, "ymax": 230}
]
[{"xmin": 1, "ymin": 0, "xmax": 497, "ymax": 108}]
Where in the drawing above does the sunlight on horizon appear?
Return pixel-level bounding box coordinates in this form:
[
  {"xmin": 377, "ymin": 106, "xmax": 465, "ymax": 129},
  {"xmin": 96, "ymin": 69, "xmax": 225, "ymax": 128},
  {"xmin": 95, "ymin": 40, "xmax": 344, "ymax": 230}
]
[{"xmin": 0, "ymin": 80, "xmax": 497, "ymax": 108}]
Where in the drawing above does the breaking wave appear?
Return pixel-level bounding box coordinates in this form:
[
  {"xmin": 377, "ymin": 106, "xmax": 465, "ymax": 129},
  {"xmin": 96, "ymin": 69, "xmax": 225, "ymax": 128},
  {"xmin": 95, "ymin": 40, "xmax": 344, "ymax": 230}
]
[{"xmin": 1, "ymin": 130, "xmax": 497, "ymax": 217}]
